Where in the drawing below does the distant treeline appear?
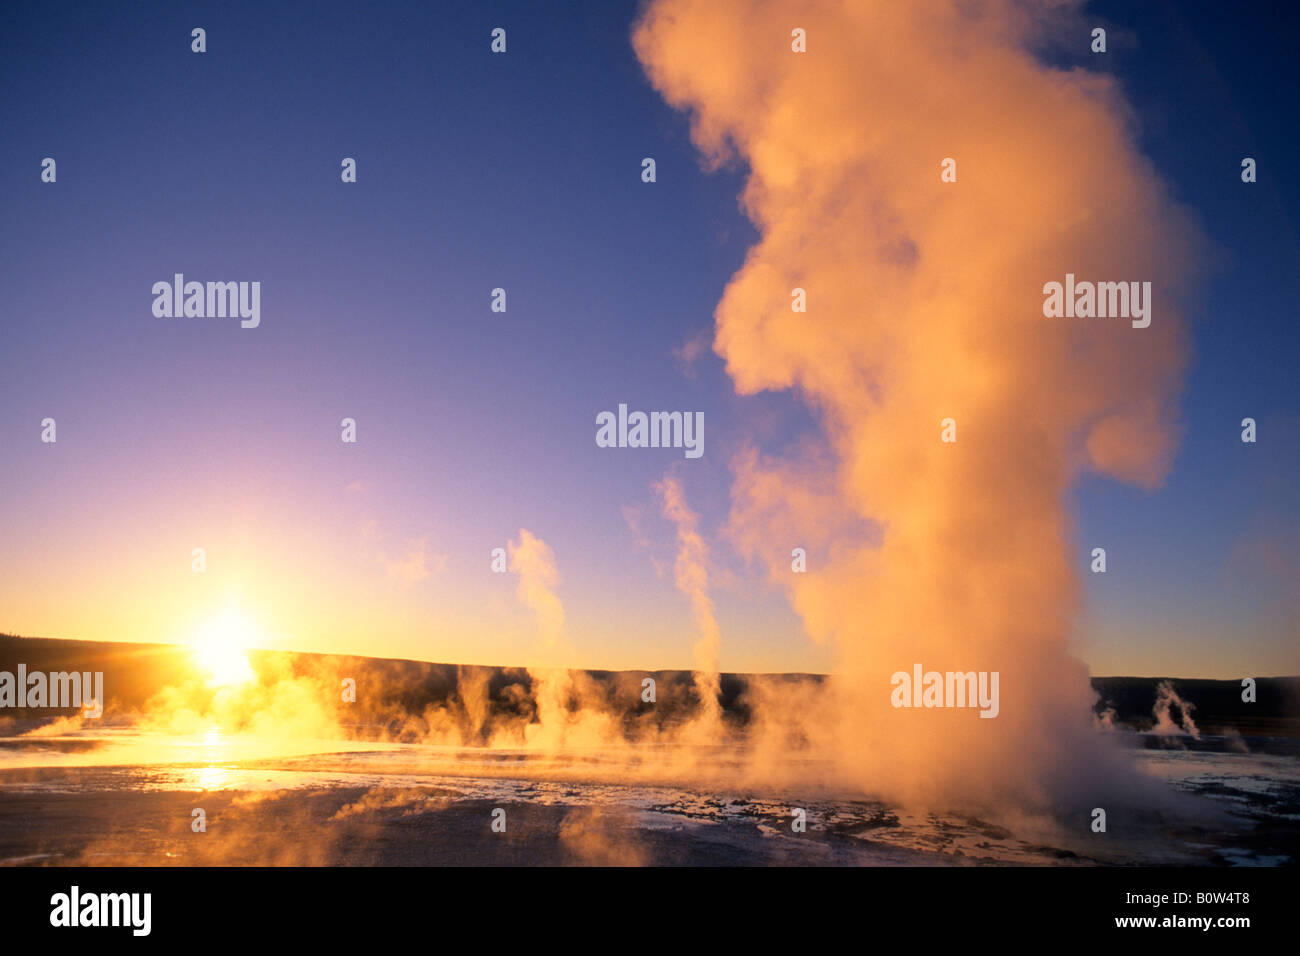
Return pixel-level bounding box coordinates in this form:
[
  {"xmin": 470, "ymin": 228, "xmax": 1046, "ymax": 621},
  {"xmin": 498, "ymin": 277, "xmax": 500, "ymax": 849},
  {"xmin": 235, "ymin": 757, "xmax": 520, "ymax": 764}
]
[{"xmin": 1, "ymin": 634, "xmax": 1297, "ymax": 737}]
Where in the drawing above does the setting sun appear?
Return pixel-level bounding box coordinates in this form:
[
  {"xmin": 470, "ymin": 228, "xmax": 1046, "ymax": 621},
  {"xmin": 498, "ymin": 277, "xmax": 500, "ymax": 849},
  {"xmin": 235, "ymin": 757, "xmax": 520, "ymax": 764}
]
[{"xmin": 188, "ymin": 607, "xmax": 258, "ymax": 688}]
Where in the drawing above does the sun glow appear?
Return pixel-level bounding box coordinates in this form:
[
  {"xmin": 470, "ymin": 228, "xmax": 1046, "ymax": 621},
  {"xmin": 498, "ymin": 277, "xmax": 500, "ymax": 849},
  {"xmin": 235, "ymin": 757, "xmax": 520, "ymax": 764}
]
[{"xmin": 188, "ymin": 606, "xmax": 259, "ymax": 688}]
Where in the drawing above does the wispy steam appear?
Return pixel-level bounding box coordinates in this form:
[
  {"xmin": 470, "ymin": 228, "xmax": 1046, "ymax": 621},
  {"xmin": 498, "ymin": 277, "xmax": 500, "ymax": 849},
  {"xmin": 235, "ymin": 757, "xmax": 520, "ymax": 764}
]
[
  {"xmin": 508, "ymin": 528, "xmax": 573, "ymax": 748},
  {"xmin": 508, "ymin": 529, "xmax": 566, "ymax": 656},
  {"xmin": 654, "ymin": 472, "xmax": 724, "ymax": 740},
  {"xmin": 1151, "ymin": 680, "xmax": 1200, "ymax": 738}
]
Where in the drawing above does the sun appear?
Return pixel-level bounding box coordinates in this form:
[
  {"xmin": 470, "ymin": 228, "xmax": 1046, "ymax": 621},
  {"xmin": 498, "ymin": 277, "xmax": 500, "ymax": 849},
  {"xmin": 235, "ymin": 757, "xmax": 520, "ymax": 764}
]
[{"xmin": 188, "ymin": 606, "xmax": 258, "ymax": 688}]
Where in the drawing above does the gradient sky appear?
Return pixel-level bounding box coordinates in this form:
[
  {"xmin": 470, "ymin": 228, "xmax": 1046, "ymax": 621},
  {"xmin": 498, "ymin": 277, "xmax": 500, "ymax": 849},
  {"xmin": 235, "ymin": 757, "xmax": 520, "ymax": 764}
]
[{"xmin": 1, "ymin": 0, "xmax": 1296, "ymax": 677}]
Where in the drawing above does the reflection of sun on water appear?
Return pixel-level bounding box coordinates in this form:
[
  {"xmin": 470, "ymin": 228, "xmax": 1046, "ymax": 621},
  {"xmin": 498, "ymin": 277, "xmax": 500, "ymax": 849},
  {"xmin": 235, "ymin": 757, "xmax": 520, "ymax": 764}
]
[
  {"xmin": 188, "ymin": 606, "xmax": 258, "ymax": 688},
  {"xmin": 191, "ymin": 726, "xmax": 235, "ymax": 791},
  {"xmin": 193, "ymin": 764, "xmax": 233, "ymax": 790}
]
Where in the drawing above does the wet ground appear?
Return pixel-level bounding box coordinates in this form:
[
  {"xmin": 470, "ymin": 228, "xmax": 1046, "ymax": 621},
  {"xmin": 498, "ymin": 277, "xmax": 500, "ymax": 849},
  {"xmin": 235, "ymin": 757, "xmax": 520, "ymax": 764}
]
[{"xmin": 0, "ymin": 730, "xmax": 1295, "ymax": 866}]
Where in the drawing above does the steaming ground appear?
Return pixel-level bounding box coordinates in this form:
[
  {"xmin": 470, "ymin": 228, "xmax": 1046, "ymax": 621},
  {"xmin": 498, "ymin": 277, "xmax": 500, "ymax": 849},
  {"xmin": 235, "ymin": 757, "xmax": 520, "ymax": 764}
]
[{"xmin": 0, "ymin": 728, "xmax": 1294, "ymax": 866}]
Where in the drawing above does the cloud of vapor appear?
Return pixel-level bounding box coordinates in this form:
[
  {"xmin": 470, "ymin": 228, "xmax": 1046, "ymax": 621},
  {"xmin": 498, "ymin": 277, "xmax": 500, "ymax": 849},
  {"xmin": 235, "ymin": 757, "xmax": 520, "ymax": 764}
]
[
  {"xmin": 133, "ymin": 652, "xmax": 345, "ymax": 746},
  {"xmin": 635, "ymin": 0, "xmax": 1204, "ymax": 808},
  {"xmin": 509, "ymin": 529, "xmax": 566, "ymax": 656},
  {"xmin": 1150, "ymin": 680, "xmax": 1200, "ymax": 738},
  {"xmin": 654, "ymin": 472, "xmax": 724, "ymax": 741},
  {"xmin": 508, "ymin": 528, "xmax": 571, "ymax": 748},
  {"xmin": 559, "ymin": 805, "xmax": 652, "ymax": 865},
  {"xmin": 385, "ymin": 537, "xmax": 447, "ymax": 585},
  {"xmin": 507, "ymin": 529, "xmax": 623, "ymax": 750}
]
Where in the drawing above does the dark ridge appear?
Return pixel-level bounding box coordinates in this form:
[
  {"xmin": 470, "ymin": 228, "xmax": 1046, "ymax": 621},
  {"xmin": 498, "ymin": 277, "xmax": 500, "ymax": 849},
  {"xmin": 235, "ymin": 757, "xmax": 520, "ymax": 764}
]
[{"xmin": 1, "ymin": 633, "xmax": 1296, "ymax": 738}]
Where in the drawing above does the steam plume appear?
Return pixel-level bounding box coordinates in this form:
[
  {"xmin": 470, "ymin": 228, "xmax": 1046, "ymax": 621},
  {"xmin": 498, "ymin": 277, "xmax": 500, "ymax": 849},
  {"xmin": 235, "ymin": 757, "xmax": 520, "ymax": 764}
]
[{"xmin": 635, "ymin": 0, "xmax": 1204, "ymax": 808}]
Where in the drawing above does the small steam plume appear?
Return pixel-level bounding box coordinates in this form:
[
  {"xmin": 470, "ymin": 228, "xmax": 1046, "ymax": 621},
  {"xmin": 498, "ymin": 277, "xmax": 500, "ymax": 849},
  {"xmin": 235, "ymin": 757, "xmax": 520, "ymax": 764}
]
[
  {"xmin": 654, "ymin": 472, "xmax": 725, "ymax": 742},
  {"xmin": 1151, "ymin": 680, "xmax": 1200, "ymax": 738},
  {"xmin": 506, "ymin": 529, "xmax": 625, "ymax": 751},
  {"xmin": 508, "ymin": 528, "xmax": 573, "ymax": 749}
]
